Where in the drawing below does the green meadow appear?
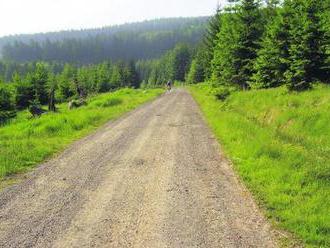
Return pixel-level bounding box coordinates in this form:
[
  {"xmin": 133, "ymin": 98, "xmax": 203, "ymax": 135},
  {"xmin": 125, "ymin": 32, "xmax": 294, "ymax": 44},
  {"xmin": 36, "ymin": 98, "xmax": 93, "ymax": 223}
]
[
  {"xmin": 189, "ymin": 83, "xmax": 330, "ymax": 247},
  {"xmin": 0, "ymin": 88, "xmax": 162, "ymax": 180}
]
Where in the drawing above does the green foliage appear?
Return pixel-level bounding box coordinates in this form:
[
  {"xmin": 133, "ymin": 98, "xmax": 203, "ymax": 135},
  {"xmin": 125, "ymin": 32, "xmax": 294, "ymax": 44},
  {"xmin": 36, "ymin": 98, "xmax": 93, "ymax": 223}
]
[
  {"xmin": 136, "ymin": 43, "xmax": 193, "ymax": 87},
  {"xmin": 251, "ymin": 6, "xmax": 290, "ymax": 88},
  {"xmin": 211, "ymin": 0, "xmax": 263, "ymax": 89},
  {"xmin": 0, "ymin": 84, "xmax": 16, "ymax": 124},
  {"xmin": 0, "ymin": 111, "xmax": 17, "ymax": 125},
  {"xmin": 0, "ymin": 88, "xmax": 163, "ymax": 179},
  {"xmin": 203, "ymin": 6, "xmax": 222, "ymax": 80},
  {"xmin": 57, "ymin": 64, "xmax": 77, "ymax": 101},
  {"xmin": 234, "ymin": 0, "xmax": 263, "ymax": 89},
  {"xmin": 0, "ymin": 86, "xmax": 14, "ymax": 111},
  {"xmin": 321, "ymin": 0, "xmax": 330, "ymax": 79},
  {"xmin": 171, "ymin": 43, "xmax": 192, "ymax": 81},
  {"xmin": 0, "ymin": 85, "xmax": 16, "ymax": 124},
  {"xmin": 190, "ymin": 83, "xmax": 330, "ymax": 247},
  {"xmin": 186, "ymin": 59, "xmax": 204, "ymax": 84},
  {"xmin": 284, "ymin": 0, "xmax": 326, "ymax": 91},
  {"xmin": 206, "ymin": 0, "xmax": 330, "ymax": 92},
  {"xmin": 211, "ymin": 12, "xmax": 240, "ymax": 87},
  {"xmin": 0, "ymin": 59, "xmax": 145, "ymax": 114},
  {"xmin": 30, "ymin": 62, "xmax": 49, "ymax": 104},
  {"xmin": 15, "ymin": 81, "xmax": 34, "ymax": 109}
]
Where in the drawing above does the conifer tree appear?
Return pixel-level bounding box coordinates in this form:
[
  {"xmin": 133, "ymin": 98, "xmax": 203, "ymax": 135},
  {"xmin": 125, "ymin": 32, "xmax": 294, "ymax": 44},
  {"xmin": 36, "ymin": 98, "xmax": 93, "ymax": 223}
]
[
  {"xmin": 203, "ymin": 6, "xmax": 222, "ymax": 80},
  {"xmin": 110, "ymin": 63, "xmax": 123, "ymax": 89},
  {"xmin": 211, "ymin": 12, "xmax": 240, "ymax": 86},
  {"xmin": 234, "ymin": 0, "xmax": 263, "ymax": 89},
  {"xmin": 285, "ymin": 0, "xmax": 325, "ymax": 91},
  {"xmin": 30, "ymin": 63, "xmax": 49, "ymax": 104},
  {"xmin": 124, "ymin": 61, "xmax": 140, "ymax": 88},
  {"xmin": 186, "ymin": 59, "xmax": 205, "ymax": 84},
  {"xmin": 171, "ymin": 43, "xmax": 192, "ymax": 82},
  {"xmin": 321, "ymin": 0, "xmax": 330, "ymax": 81},
  {"xmin": 252, "ymin": 4, "xmax": 291, "ymax": 88},
  {"xmin": 212, "ymin": 0, "xmax": 262, "ymax": 89}
]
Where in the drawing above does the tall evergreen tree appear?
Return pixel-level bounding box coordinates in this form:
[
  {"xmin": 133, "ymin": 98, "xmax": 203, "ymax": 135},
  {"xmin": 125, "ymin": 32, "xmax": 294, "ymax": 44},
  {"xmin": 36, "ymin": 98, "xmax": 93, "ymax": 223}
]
[
  {"xmin": 58, "ymin": 64, "xmax": 76, "ymax": 100},
  {"xmin": 285, "ymin": 0, "xmax": 325, "ymax": 91},
  {"xmin": 171, "ymin": 43, "xmax": 192, "ymax": 82},
  {"xmin": 203, "ymin": 6, "xmax": 222, "ymax": 80},
  {"xmin": 234, "ymin": 0, "xmax": 263, "ymax": 89},
  {"xmin": 320, "ymin": 0, "xmax": 330, "ymax": 81},
  {"xmin": 29, "ymin": 63, "xmax": 49, "ymax": 104},
  {"xmin": 252, "ymin": 3, "xmax": 291, "ymax": 88},
  {"xmin": 211, "ymin": 12, "xmax": 241, "ymax": 87},
  {"xmin": 123, "ymin": 61, "xmax": 140, "ymax": 88},
  {"xmin": 186, "ymin": 59, "xmax": 205, "ymax": 84},
  {"xmin": 212, "ymin": 0, "xmax": 263, "ymax": 89}
]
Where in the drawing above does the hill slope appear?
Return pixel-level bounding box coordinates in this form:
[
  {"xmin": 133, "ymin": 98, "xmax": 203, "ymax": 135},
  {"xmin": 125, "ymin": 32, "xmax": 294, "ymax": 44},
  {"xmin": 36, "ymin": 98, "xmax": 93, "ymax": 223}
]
[{"xmin": 0, "ymin": 17, "xmax": 208, "ymax": 64}]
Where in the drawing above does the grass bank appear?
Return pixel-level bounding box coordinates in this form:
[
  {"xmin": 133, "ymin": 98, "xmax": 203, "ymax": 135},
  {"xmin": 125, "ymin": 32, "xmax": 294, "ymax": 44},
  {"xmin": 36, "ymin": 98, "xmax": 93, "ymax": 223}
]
[
  {"xmin": 0, "ymin": 88, "xmax": 162, "ymax": 180},
  {"xmin": 189, "ymin": 83, "xmax": 329, "ymax": 247}
]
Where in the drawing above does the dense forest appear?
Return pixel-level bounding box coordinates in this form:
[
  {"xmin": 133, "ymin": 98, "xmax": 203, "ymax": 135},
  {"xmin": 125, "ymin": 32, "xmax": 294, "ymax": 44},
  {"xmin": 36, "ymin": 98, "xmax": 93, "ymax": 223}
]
[
  {"xmin": 137, "ymin": 0, "xmax": 330, "ymax": 91},
  {"xmin": 186, "ymin": 0, "xmax": 330, "ymax": 91},
  {"xmin": 0, "ymin": 17, "xmax": 208, "ymax": 63}
]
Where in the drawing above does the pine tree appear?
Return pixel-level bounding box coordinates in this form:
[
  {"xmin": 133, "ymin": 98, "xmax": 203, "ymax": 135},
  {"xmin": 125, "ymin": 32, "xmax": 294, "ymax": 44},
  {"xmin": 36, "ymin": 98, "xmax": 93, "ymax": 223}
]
[
  {"xmin": 320, "ymin": 0, "xmax": 330, "ymax": 81},
  {"xmin": 123, "ymin": 61, "xmax": 140, "ymax": 88},
  {"xmin": 252, "ymin": 4, "xmax": 291, "ymax": 88},
  {"xmin": 285, "ymin": 0, "xmax": 325, "ymax": 91},
  {"xmin": 0, "ymin": 86, "xmax": 14, "ymax": 111},
  {"xmin": 203, "ymin": 6, "xmax": 222, "ymax": 80},
  {"xmin": 58, "ymin": 64, "xmax": 76, "ymax": 100},
  {"xmin": 47, "ymin": 73, "xmax": 57, "ymax": 112},
  {"xmin": 15, "ymin": 80, "xmax": 34, "ymax": 109},
  {"xmin": 211, "ymin": 9, "xmax": 241, "ymax": 86},
  {"xmin": 211, "ymin": 0, "xmax": 262, "ymax": 89},
  {"xmin": 31, "ymin": 63, "xmax": 49, "ymax": 104},
  {"xmin": 186, "ymin": 59, "xmax": 205, "ymax": 84},
  {"xmin": 171, "ymin": 43, "xmax": 192, "ymax": 82},
  {"xmin": 234, "ymin": 0, "xmax": 263, "ymax": 89},
  {"xmin": 110, "ymin": 63, "xmax": 123, "ymax": 89},
  {"xmin": 97, "ymin": 62, "xmax": 111, "ymax": 92}
]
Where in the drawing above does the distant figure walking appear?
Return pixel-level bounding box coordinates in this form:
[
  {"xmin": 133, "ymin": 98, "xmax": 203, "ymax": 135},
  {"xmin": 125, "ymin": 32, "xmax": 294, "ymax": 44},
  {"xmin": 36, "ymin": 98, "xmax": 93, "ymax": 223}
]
[{"xmin": 166, "ymin": 80, "xmax": 172, "ymax": 92}]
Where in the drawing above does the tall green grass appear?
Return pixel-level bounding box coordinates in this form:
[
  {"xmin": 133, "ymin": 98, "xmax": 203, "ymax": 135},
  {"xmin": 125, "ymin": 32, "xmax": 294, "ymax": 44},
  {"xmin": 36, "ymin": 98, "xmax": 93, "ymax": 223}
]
[
  {"xmin": 0, "ymin": 88, "xmax": 162, "ymax": 179},
  {"xmin": 189, "ymin": 83, "xmax": 330, "ymax": 247}
]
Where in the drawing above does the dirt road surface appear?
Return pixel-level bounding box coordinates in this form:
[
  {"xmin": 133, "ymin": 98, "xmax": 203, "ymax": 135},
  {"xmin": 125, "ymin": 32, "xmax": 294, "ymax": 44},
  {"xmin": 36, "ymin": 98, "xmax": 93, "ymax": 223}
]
[{"xmin": 0, "ymin": 89, "xmax": 277, "ymax": 248}]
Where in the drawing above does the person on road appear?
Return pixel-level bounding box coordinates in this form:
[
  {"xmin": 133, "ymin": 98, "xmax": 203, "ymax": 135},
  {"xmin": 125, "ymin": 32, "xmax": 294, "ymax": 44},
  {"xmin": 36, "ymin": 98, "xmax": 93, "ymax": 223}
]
[{"xmin": 166, "ymin": 80, "xmax": 172, "ymax": 92}]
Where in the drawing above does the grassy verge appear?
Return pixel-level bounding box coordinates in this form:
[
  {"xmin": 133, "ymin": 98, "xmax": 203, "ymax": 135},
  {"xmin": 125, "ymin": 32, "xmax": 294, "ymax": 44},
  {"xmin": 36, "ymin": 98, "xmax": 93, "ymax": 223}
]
[
  {"xmin": 0, "ymin": 88, "xmax": 162, "ymax": 180},
  {"xmin": 189, "ymin": 83, "xmax": 330, "ymax": 247}
]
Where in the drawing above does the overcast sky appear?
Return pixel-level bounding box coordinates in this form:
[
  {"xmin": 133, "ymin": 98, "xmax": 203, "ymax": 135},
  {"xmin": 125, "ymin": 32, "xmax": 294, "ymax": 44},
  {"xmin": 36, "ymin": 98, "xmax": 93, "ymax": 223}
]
[{"xmin": 0, "ymin": 0, "xmax": 227, "ymax": 37}]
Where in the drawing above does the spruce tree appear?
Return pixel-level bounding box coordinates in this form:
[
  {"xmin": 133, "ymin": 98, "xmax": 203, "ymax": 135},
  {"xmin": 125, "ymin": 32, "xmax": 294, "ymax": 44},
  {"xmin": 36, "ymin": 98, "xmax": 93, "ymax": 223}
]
[
  {"xmin": 203, "ymin": 6, "xmax": 222, "ymax": 80},
  {"xmin": 211, "ymin": 12, "xmax": 240, "ymax": 87},
  {"xmin": 186, "ymin": 59, "xmax": 204, "ymax": 84},
  {"xmin": 252, "ymin": 4, "xmax": 291, "ymax": 88},
  {"xmin": 171, "ymin": 43, "xmax": 192, "ymax": 82},
  {"xmin": 28, "ymin": 63, "xmax": 49, "ymax": 105},
  {"xmin": 321, "ymin": 0, "xmax": 330, "ymax": 81},
  {"xmin": 212, "ymin": 0, "xmax": 262, "ymax": 89},
  {"xmin": 285, "ymin": 0, "xmax": 325, "ymax": 91},
  {"xmin": 234, "ymin": 0, "xmax": 263, "ymax": 89}
]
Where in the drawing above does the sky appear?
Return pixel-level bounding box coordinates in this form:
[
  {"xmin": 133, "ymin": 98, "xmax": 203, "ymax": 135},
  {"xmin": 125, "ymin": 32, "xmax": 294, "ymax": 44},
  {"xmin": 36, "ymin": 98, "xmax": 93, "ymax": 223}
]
[{"xmin": 0, "ymin": 0, "xmax": 227, "ymax": 37}]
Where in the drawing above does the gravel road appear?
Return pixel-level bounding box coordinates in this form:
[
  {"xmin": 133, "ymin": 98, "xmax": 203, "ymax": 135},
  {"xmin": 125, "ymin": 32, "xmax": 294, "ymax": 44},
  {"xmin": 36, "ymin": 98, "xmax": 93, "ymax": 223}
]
[{"xmin": 0, "ymin": 89, "xmax": 277, "ymax": 248}]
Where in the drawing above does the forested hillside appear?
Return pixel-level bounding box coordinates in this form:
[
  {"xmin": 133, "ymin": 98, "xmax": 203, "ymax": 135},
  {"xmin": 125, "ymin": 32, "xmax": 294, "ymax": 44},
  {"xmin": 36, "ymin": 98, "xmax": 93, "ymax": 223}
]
[{"xmin": 0, "ymin": 17, "xmax": 208, "ymax": 63}]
